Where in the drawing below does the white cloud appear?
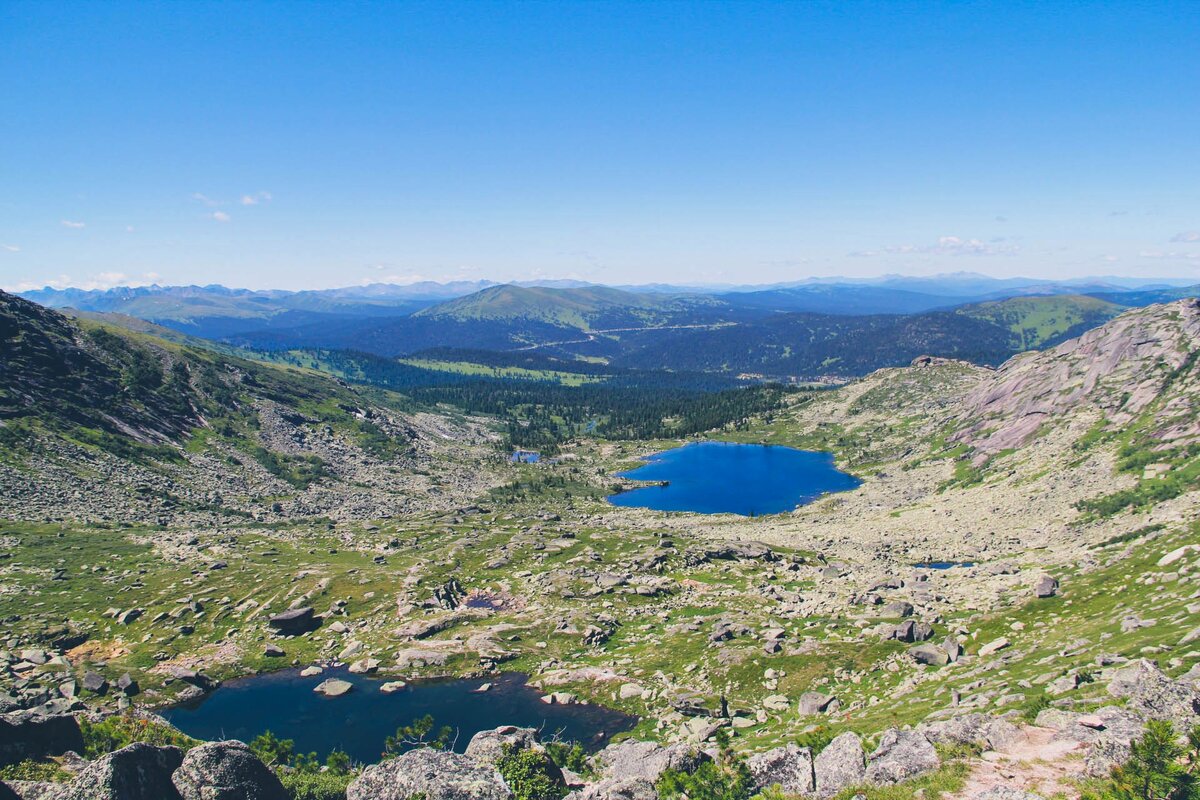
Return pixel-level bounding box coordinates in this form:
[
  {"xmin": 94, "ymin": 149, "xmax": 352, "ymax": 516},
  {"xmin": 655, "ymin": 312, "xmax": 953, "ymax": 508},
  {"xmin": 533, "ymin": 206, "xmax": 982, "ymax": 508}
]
[
  {"xmin": 2, "ymin": 271, "xmax": 162, "ymax": 293},
  {"xmin": 211, "ymin": 211, "xmax": 231, "ymax": 222},
  {"xmin": 1140, "ymin": 250, "xmax": 1200, "ymax": 261},
  {"xmin": 1170, "ymin": 231, "xmax": 1200, "ymax": 243},
  {"xmin": 240, "ymin": 191, "xmax": 272, "ymax": 205},
  {"xmin": 2, "ymin": 244, "xmax": 19, "ymax": 253},
  {"xmin": 61, "ymin": 220, "xmax": 86, "ymax": 229},
  {"xmin": 851, "ymin": 235, "xmax": 1019, "ymax": 258},
  {"xmin": 191, "ymin": 192, "xmax": 221, "ymax": 207}
]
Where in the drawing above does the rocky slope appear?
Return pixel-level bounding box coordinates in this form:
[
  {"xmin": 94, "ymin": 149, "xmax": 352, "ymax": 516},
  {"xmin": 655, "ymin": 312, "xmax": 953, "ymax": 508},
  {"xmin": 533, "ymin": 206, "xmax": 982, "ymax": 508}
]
[
  {"xmin": 0, "ymin": 291, "xmax": 501, "ymax": 524},
  {"xmin": 952, "ymin": 298, "xmax": 1200, "ymax": 458}
]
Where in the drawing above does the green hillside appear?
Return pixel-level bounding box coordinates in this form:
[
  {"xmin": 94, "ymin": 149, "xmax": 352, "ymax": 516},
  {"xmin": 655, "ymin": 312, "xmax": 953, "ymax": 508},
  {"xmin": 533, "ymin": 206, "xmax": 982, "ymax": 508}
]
[
  {"xmin": 414, "ymin": 284, "xmax": 726, "ymax": 329},
  {"xmin": 956, "ymin": 294, "xmax": 1124, "ymax": 349}
]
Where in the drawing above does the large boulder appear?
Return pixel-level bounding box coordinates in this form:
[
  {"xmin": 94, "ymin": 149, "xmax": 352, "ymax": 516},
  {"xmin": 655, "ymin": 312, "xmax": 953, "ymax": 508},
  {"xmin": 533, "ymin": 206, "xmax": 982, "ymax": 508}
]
[
  {"xmin": 593, "ymin": 741, "xmax": 709, "ymax": 783},
  {"xmin": 464, "ymin": 727, "xmax": 563, "ymax": 791},
  {"xmin": 565, "ymin": 777, "xmax": 657, "ymax": 800},
  {"xmin": 172, "ymin": 740, "xmax": 288, "ymax": 800},
  {"xmin": 1107, "ymin": 659, "xmax": 1200, "ymax": 729},
  {"xmin": 346, "ymin": 748, "xmax": 512, "ymax": 800},
  {"xmin": 465, "ymin": 726, "xmax": 544, "ymax": 765},
  {"xmin": 865, "ymin": 729, "xmax": 939, "ymax": 785},
  {"xmin": 266, "ymin": 607, "xmax": 318, "ymax": 635},
  {"xmin": 747, "ymin": 744, "xmax": 814, "ymax": 795},
  {"xmin": 48, "ymin": 742, "xmax": 184, "ymax": 800},
  {"xmin": 1034, "ymin": 575, "xmax": 1058, "ymax": 598},
  {"xmin": 797, "ymin": 692, "xmax": 839, "ymax": 716},
  {"xmin": 813, "ymin": 732, "xmax": 865, "ymax": 798},
  {"xmin": 920, "ymin": 714, "xmax": 1022, "ymax": 751},
  {"xmin": 0, "ymin": 712, "xmax": 85, "ymax": 767}
]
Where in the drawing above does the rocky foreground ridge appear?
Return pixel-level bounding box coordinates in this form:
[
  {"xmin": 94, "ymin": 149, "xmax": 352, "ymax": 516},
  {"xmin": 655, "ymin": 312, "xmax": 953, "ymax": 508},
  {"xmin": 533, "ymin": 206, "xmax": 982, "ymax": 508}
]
[{"xmin": 2, "ymin": 655, "xmax": 1199, "ymax": 799}]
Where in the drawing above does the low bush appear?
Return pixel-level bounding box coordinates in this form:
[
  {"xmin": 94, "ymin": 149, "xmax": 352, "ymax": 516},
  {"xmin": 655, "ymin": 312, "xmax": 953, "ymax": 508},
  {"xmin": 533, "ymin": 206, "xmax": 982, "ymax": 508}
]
[{"xmin": 80, "ymin": 714, "xmax": 198, "ymax": 759}]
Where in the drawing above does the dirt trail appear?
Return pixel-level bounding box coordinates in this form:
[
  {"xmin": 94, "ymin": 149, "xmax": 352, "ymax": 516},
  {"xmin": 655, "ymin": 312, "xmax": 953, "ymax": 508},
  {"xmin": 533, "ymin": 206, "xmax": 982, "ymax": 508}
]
[{"xmin": 948, "ymin": 726, "xmax": 1087, "ymax": 799}]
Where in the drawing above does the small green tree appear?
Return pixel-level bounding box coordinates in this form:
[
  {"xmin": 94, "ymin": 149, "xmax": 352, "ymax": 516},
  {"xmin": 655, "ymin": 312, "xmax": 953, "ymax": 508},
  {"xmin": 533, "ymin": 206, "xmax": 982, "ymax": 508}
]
[
  {"xmin": 656, "ymin": 730, "xmax": 754, "ymax": 800},
  {"xmin": 496, "ymin": 745, "xmax": 567, "ymax": 800},
  {"xmin": 1103, "ymin": 720, "xmax": 1200, "ymax": 800},
  {"xmin": 250, "ymin": 730, "xmax": 296, "ymax": 768},
  {"xmin": 382, "ymin": 715, "xmax": 455, "ymax": 758}
]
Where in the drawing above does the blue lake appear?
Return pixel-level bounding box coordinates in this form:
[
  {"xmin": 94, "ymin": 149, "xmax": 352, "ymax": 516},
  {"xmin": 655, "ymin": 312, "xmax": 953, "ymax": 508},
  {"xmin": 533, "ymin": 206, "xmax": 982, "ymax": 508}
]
[
  {"xmin": 607, "ymin": 441, "xmax": 861, "ymax": 516},
  {"xmin": 161, "ymin": 670, "xmax": 635, "ymax": 764}
]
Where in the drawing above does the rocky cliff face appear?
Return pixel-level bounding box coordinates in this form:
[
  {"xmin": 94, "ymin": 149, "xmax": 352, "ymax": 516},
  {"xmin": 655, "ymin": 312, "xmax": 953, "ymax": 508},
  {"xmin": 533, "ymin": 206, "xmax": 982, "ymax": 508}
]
[{"xmin": 952, "ymin": 299, "xmax": 1200, "ymax": 458}]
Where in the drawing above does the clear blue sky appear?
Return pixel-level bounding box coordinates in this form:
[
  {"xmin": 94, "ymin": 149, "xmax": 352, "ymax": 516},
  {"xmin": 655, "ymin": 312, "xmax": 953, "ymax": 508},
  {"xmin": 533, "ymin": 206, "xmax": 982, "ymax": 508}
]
[{"xmin": 2, "ymin": 0, "xmax": 1199, "ymax": 291}]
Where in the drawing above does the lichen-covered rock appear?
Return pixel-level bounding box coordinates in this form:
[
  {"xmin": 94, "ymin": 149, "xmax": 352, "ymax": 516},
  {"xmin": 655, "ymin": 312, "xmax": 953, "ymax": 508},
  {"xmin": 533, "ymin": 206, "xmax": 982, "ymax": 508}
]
[
  {"xmin": 813, "ymin": 732, "xmax": 865, "ymax": 798},
  {"xmin": 48, "ymin": 742, "xmax": 183, "ymax": 800},
  {"xmin": 865, "ymin": 729, "xmax": 939, "ymax": 785},
  {"xmin": 172, "ymin": 740, "xmax": 288, "ymax": 800},
  {"xmin": 565, "ymin": 777, "xmax": 657, "ymax": 800},
  {"xmin": 593, "ymin": 741, "xmax": 709, "ymax": 783},
  {"xmin": 972, "ymin": 789, "xmax": 1045, "ymax": 800},
  {"xmin": 747, "ymin": 743, "xmax": 814, "ymax": 795},
  {"xmin": 464, "ymin": 726, "xmax": 543, "ymax": 766},
  {"xmin": 346, "ymin": 748, "xmax": 512, "ymax": 800},
  {"xmin": 1107, "ymin": 659, "xmax": 1200, "ymax": 729},
  {"xmin": 0, "ymin": 712, "xmax": 84, "ymax": 768}
]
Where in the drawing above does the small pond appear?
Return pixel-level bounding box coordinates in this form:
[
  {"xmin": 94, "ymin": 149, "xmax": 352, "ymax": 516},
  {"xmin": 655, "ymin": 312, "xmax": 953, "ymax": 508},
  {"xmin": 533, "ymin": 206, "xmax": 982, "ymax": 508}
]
[
  {"xmin": 607, "ymin": 441, "xmax": 861, "ymax": 516},
  {"xmin": 511, "ymin": 449, "xmax": 540, "ymax": 463},
  {"xmin": 161, "ymin": 670, "xmax": 636, "ymax": 763},
  {"xmin": 914, "ymin": 561, "xmax": 976, "ymax": 570}
]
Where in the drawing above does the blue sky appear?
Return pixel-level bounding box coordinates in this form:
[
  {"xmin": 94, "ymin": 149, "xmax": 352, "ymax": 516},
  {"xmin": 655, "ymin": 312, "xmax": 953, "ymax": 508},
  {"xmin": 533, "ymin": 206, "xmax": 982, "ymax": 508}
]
[{"xmin": 2, "ymin": 0, "xmax": 1199, "ymax": 291}]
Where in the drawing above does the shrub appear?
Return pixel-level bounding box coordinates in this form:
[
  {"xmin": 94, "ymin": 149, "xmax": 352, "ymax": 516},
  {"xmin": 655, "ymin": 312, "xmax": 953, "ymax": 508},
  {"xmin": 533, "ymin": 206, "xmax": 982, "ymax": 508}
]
[
  {"xmin": 80, "ymin": 714, "xmax": 198, "ymax": 758},
  {"xmin": 1090, "ymin": 720, "xmax": 1200, "ymax": 800},
  {"xmin": 1020, "ymin": 693, "xmax": 1052, "ymax": 724},
  {"xmin": 496, "ymin": 745, "xmax": 568, "ymax": 800},
  {"xmin": 279, "ymin": 770, "xmax": 356, "ymax": 800},
  {"xmin": 657, "ymin": 732, "xmax": 754, "ymax": 800},
  {"xmin": 0, "ymin": 759, "xmax": 72, "ymax": 783},
  {"xmin": 795, "ymin": 726, "xmax": 834, "ymax": 755},
  {"xmin": 544, "ymin": 740, "xmax": 590, "ymax": 776}
]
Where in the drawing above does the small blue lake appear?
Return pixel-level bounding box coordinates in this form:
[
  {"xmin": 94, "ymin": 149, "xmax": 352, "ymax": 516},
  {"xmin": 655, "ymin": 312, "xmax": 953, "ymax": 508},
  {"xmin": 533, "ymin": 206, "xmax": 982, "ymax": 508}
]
[
  {"xmin": 607, "ymin": 441, "xmax": 861, "ymax": 516},
  {"xmin": 161, "ymin": 670, "xmax": 635, "ymax": 764}
]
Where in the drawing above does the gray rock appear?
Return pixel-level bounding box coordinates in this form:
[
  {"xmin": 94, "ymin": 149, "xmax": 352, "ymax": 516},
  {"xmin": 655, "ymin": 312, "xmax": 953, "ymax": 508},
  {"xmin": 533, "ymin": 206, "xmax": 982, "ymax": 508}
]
[
  {"xmin": 566, "ymin": 777, "xmax": 657, "ymax": 800},
  {"xmin": 267, "ymin": 607, "xmax": 317, "ymax": 635},
  {"xmin": 594, "ymin": 741, "xmax": 709, "ymax": 782},
  {"xmin": 347, "ymin": 748, "xmax": 512, "ymax": 800},
  {"xmin": 747, "ymin": 743, "xmax": 814, "ymax": 795},
  {"xmin": 865, "ymin": 729, "xmax": 939, "ymax": 785},
  {"xmin": 5, "ymin": 779, "xmax": 64, "ymax": 800},
  {"xmin": 115, "ymin": 674, "xmax": 138, "ymax": 697},
  {"xmin": 1034, "ymin": 576, "xmax": 1059, "ymax": 598},
  {"xmin": 797, "ymin": 692, "xmax": 839, "ymax": 716},
  {"xmin": 910, "ymin": 645, "xmax": 950, "ymax": 666},
  {"xmin": 172, "ymin": 740, "xmax": 288, "ymax": 800},
  {"xmin": 465, "ymin": 726, "xmax": 545, "ymax": 766},
  {"xmin": 80, "ymin": 673, "xmax": 107, "ymax": 695},
  {"xmin": 0, "ymin": 711, "xmax": 85, "ymax": 768},
  {"xmin": 313, "ymin": 678, "xmax": 353, "ymax": 697},
  {"xmin": 49, "ymin": 742, "xmax": 183, "ymax": 800},
  {"xmin": 893, "ymin": 621, "xmax": 934, "ymax": 643},
  {"xmin": 813, "ymin": 732, "xmax": 865, "ymax": 797},
  {"xmin": 972, "ymin": 789, "xmax": 1045, "ymax": 800},
  {"xmin": 1107, "ymin": 659, "xmax": 1200, "ymax": 729}
]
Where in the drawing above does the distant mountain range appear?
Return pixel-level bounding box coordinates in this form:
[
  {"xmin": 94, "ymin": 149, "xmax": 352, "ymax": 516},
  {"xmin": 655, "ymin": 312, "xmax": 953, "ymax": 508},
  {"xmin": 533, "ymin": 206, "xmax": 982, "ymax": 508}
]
[{"xmin": 20, "ymin": 275, "xmax": 1200, "ymax": 380}]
